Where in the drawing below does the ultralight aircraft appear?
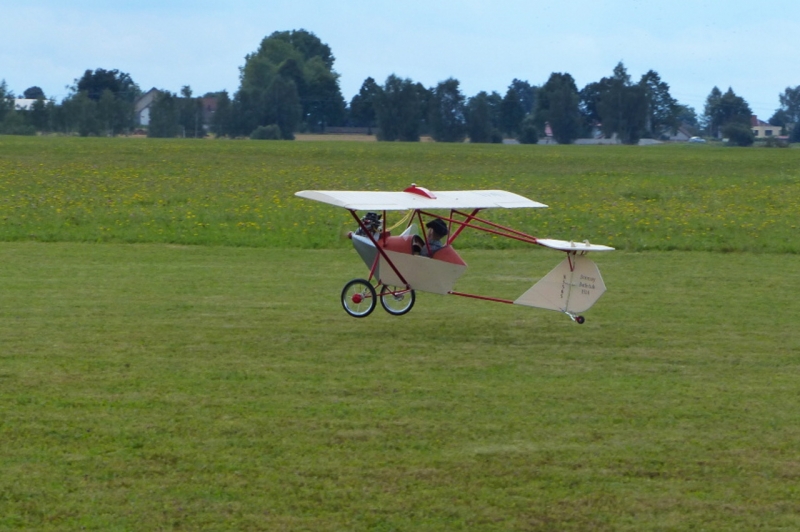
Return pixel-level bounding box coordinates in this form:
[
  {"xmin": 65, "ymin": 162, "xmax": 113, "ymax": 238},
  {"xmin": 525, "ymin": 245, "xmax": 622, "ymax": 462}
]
[{"xmin": 296, "ymin": 185, "xmax": 613, "ymax": 323}]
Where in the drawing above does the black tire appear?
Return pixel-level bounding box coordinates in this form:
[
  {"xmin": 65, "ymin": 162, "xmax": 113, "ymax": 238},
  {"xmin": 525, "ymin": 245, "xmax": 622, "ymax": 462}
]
[
  {"xmin": 379, "ymin": 285, "xmax": 415, "ymax": 316},
  {"xmin": 341, "ymin": 279, "xmax": 377, "ymax": 318},
  {"xmin": 575, "ymin": 315, "xmax": 585, "ymax": 324}
]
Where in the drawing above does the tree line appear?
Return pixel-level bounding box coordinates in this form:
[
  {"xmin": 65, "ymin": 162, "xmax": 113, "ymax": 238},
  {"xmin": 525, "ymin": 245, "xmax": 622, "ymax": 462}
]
[{"xmin": 2, "ymin": 29, "xmax": 799, "ymax": 144}]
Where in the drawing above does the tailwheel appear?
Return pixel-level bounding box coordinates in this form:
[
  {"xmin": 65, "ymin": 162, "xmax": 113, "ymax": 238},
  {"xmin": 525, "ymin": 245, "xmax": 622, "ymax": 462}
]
[
  {"xmin": 341, "ymin": 279, "xmax": 376, "ymax": 318},
  {"xmin": 379, "ymin": 285, "xmax": 415, "ymax": 316},
  {"xmin": 575, "ymin": 315, "xmax": 585, "ymax": 324}
]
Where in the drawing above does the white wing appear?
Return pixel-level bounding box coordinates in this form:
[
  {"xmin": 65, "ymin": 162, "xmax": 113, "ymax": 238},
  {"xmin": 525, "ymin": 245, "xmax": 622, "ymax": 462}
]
[{"xmin": 295, "ymin": 189, "xmax": 547, "ymax": 210}]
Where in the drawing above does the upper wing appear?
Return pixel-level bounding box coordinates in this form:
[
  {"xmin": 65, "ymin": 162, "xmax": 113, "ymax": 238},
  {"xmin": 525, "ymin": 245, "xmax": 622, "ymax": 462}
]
[{"xmin": 295, "ymin": 189, "xmax": 547, "ymax": 211}]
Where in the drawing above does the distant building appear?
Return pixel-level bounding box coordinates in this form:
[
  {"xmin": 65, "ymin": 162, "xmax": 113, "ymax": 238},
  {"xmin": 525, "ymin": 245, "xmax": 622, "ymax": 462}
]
[
  {"xmin": 200, "ymin": 97, "xmax": 218, "ymax": 127},
  {"xmin": 751, "ymin": 115, "xmax": 780, "ymax": 138},
  {"xmin": 668, "ymin": 126, "xmax": 693, "ymax": 142},
  {"xmin": 134, "ymin": 88, "xmax": 160, "ymax": 126},
  {"xmin": 14, "ymin": 99, "xmax": 38, "ymax": 111}
]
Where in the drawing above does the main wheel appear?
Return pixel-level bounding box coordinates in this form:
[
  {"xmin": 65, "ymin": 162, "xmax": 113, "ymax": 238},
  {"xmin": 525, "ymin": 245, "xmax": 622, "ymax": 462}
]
[
  {"xmin": 379, "ymin": 285, "xmax": 415, "ymax": 316},
  {"xmin": 341, "ymin": 279, "xmax": 377, "ymax": 318}
]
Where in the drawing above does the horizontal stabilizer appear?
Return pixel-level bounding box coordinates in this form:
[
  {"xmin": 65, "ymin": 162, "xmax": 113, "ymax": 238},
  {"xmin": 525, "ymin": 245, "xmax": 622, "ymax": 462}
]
[
  {"xmin": 514, "ymin": 255, "xmax": 606, "ymax": 313},
  {"xmin": 536, "ymin": 238, "xmax": 614, "ymax": 252}
]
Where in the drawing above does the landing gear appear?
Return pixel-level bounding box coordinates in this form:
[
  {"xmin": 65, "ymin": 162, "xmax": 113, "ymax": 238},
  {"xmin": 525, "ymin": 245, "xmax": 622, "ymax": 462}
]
[
  {"xmin": 566, "ymin": 312, "xmax": 586, "ymax": 324},
  {"xmin": 341, "ymin": 279, "xmax": 376, "ymax": 318},
  {"xmin": 379, "ymin": 285, "xmax": 415, "ymax": 316}
]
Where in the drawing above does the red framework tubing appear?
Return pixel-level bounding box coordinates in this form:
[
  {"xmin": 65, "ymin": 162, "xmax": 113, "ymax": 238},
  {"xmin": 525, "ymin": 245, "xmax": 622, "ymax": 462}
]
[
  {"xmin": 416, "ymin": 209, "xmax": 541, "ymax": 246},
  {"xmin": 349, "ymin": 209, "xmax": 409, "ymax": 287}
]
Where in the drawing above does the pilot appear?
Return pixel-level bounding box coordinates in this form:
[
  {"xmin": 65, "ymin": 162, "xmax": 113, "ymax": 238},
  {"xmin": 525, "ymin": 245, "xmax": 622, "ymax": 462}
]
[{"xmin": 412, "ymin": 218, "xmax": 448, "ymax": 257}]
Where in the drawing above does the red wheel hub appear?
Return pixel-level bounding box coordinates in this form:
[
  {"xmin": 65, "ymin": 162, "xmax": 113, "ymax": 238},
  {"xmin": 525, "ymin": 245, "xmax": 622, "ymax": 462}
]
[{"xmin": 352, "ymin": 293, "xmax": 363, "ymax": 304}]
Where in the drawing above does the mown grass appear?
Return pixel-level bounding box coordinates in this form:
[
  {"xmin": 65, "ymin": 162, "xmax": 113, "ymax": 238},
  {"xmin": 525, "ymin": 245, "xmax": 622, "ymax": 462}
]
[
  {"xmin": 2, "ymin": 137, "xmax": 800, "ymax": 529},
  {"xmin": 1, "ymin": 136, "xmax": 799, "ymax": 252},
  {"xmin": 1, "ymin": 242, "xmax": 799, "ymax": 530}
]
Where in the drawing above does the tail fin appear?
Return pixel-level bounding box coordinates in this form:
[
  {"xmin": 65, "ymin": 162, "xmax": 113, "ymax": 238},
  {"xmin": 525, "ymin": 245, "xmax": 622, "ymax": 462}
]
[{"xmin": 514, "ymin": 254, "xmax": 607, "ymax": 314}]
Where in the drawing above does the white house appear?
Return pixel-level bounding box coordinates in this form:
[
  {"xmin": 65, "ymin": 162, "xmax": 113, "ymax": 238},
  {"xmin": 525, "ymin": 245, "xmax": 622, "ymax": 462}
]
[
  {"xmin": 134, "ymin": 88, "xmax": 160, "ymax": 126},
  {"xmin": 14, "ymin": 99, "xmax": 38, "ymax": 111},
  {"xmin": 750, "ymin": 115, "xmax": 782, "ymax": 138}
]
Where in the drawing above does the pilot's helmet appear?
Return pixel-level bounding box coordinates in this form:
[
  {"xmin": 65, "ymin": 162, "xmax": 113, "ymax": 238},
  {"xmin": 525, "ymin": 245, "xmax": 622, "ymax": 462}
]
[{"xmin": 426, "ymin": 218, "xmax": 448, "ymax": 238}]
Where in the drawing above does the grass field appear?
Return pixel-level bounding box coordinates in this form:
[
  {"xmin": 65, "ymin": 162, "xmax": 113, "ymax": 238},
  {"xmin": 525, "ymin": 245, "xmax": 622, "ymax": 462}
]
[
  {"xmin": 2, "ymin": 136, "xmax": 799, "ymax": 252},
  {"xmin": 1, "ymin": 137, "xmax": 800, "ymax": 530}
]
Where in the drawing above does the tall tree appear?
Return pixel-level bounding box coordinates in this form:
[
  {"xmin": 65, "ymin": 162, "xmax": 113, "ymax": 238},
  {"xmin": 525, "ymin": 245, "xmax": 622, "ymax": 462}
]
[
  {"xmin": 210, "ymin": 91, "xmax": 234, "ymax": 137},
  {"xmin": 536, "ymin": 73, "xmax": 581, "ymax": 144},
  {"xmin": 703, "ymin": 87, "xmax": 752, "ymax": 137},
  {"xmin": 70, "ymin": 68, "xmax": 140, "ymax": 134},
  {"xmin": 178, "ymin": 86, "xmax": 204, "ymax": 138},
  {"xmin": 509, "ymin": 79, "xmax": 536, "ymax": 115},
  {"xmin": 676, "ymin": 104, "xmax": 699, "ymax": 129},
  {"xmin": 28, "ymin": 97, "xmax": 51, "ymax": 132},
  {"xmin": 234, "ymin": 30, "xmax": 344, "ymax": 137},
  {"xmin": 703, "ymin": 86, "xmax": 724, "ymax": 136},
  {"xmin": 97, "ymin": 89, "xmax": 117, "ymax": 135},
  {"xmin": 596, "ymin": 62, "xmax": 648, "ymax": 144},
  {"xmin": 429, "ymin": 78, "xmax": 466, "ymax": 143},
  {"xmin": 148, "ymin": 91, "xmax": 180, "ymax": 138},
  {"xmin": 776, "ymin": 85, "xmax": 800, "ymax": 125},
  {"xmin": 23, "ymin": 86, "xmax": 45, "ymax": 99},
  {"xmin": 0, "ymin": 80, "xmax": 14, "ymax": 122},
  {"xmin": 75, "ymin": 68, "xmax": 140, "ymax": 103},
  {"xmin": 500, "ymin": 85, "xmax": 525, "ymax": 136},
  {"xmin": 61, "ymin": 91, "xmax": 100, "ymax": 136},
  {"xmin": 349, "ymin": 77, "xmax": 379, "ymax": 131},
  {"xmin": 639, "ymin": 70, "xmax": 679, "ymax": 137},
  {"xmin": 465, "ymin": 91, "xmax": 494, "ymax": 143},
  {"xmin": 374, "ymin": 74, "xmax": 423, "ymax": 141}
]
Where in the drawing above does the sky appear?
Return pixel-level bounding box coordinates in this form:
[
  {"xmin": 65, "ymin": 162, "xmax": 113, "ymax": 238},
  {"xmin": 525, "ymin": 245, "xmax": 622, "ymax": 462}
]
[{"xmin": 2, "ymin": 0, "xmax": 799, "ymax": 121}]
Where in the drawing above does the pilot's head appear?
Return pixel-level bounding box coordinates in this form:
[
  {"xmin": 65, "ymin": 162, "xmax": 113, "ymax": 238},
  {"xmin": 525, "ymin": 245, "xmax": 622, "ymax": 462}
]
[{"xmin": 426, "ymin": 218, "xmax": 448, "ymax": 240}]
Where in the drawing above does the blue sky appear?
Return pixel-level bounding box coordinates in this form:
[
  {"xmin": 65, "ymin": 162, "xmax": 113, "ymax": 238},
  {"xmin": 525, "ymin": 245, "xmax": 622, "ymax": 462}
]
[{"xmin": 3, "ymin": 0, "xmax": 799, "ymax": 120}]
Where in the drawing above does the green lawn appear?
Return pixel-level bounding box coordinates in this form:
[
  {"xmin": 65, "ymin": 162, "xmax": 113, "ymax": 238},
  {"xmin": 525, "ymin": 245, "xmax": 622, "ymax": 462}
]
[
  {"xmin": 2, "ymin": 137, "xmax": 800, "ymax": 529},
  {"xmin": 2, "ymin": 242, "xmax": 799, "ymax": 530},
  {"xmin": 2, "ymin": 136, "xmax": 799, "ymax": 252}
]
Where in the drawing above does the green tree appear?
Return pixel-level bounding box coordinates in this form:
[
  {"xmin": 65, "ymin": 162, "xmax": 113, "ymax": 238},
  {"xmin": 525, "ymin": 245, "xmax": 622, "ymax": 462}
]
[
  {"xmin": 768, "ymin": 109, "xmax": 789, "ymax": 129},
  {"xmin": 374, "ymin": 74, "xmax": 423, "ymax": 142},
  {"xmin": 776, "ymin": 85, "xmax": 800, "ymax": 125},
  {"xmin": 465, "ymin": 91, "xmax": 493, "ymax": 143},
  {"xmin": 234, "ymin": 30, "xmax": 344, "ymax": 137},
  {"xmin": 148, "ymin": 91, "xmax": 180, "ymax": 138},
  {"xmin": 429, "ymin": 78, "xmax": 466, "ymax": 142},
  {"xmin": 96, "ymin": 89, "xmax": 117, "ymax": 135},
  {"xmin": 500, "ymin": 85, "xmax": 525, "ymax": 136},
  {"xmin": 536, "ymin": 73, "xmax": 581, "ymax": 144},
  {"xmin": 303, "ymin": 57, "xmax": 346, "ymax": 131},
  {"xmin": 178, "ymin": 86, "xmax": 204, "ymax": 138},
  {"xmin": 28, "ymin": 97, "xmax": 51, "ymax": 132},
  {"xmin": 210, "ymin": 91, "xmax": 234, "ymax": 137},
  {"xmin": 268, "ymin": 29, "xmax": 335, "ymax": 70},
  {"xmin": 595, "ymin": 62, "xmax": 648, "ymax": 144},
  {"xmin": 702, "ymin": 86, "xmax": 723, "ymax": 136},
  {"xmin": 676, "ymin": 104, "xmax": 699, "ymax": 129},
  {"xmin": 791, "ymin": 121, "xmax": 800, "ymax": 143},
  {"xmin": 509, "ymin": 79, "xmax": 536, "ymax": 116},
  {"xmin": 639, "ymin": 70, "xmax": 679, "ymax": 137},
  {"xmin": 75, "ymin": 68, "xmax": 139, "ymax": 102},
  {"xmin": 349, "ymin": 77, "xmax": 379, "ymax": 131},
  {"xmin": 579, "ymin": 81, "xmax": 604, "ymax": 124},
  {"xmin": 723, "ymin": 122, "xmax": 754, "ymax": 146},
  {"xmin": 0, "ymin": 79, "xmax": 14, "ymax": 122},
  {"xmin": 61, "ymin": 91, "xmax": 101, "ymax": 136},
  {"xmin": 704, "ymin": 87, "xmax": 752, "ymax": 137},
  {"xmin": 69, "ymin": 68, "xmax": 140, "ymax": 134},
  {"xmin": 517, "ymin": 114, "xmax": 539, "ymax": 144},
  {"xmin": 264, "ymin": 76, "xmax": 301, "ymax": 139},
  {"xmin": 23, "ymin": 86, "xmax": 45, "ymax": 99}
]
